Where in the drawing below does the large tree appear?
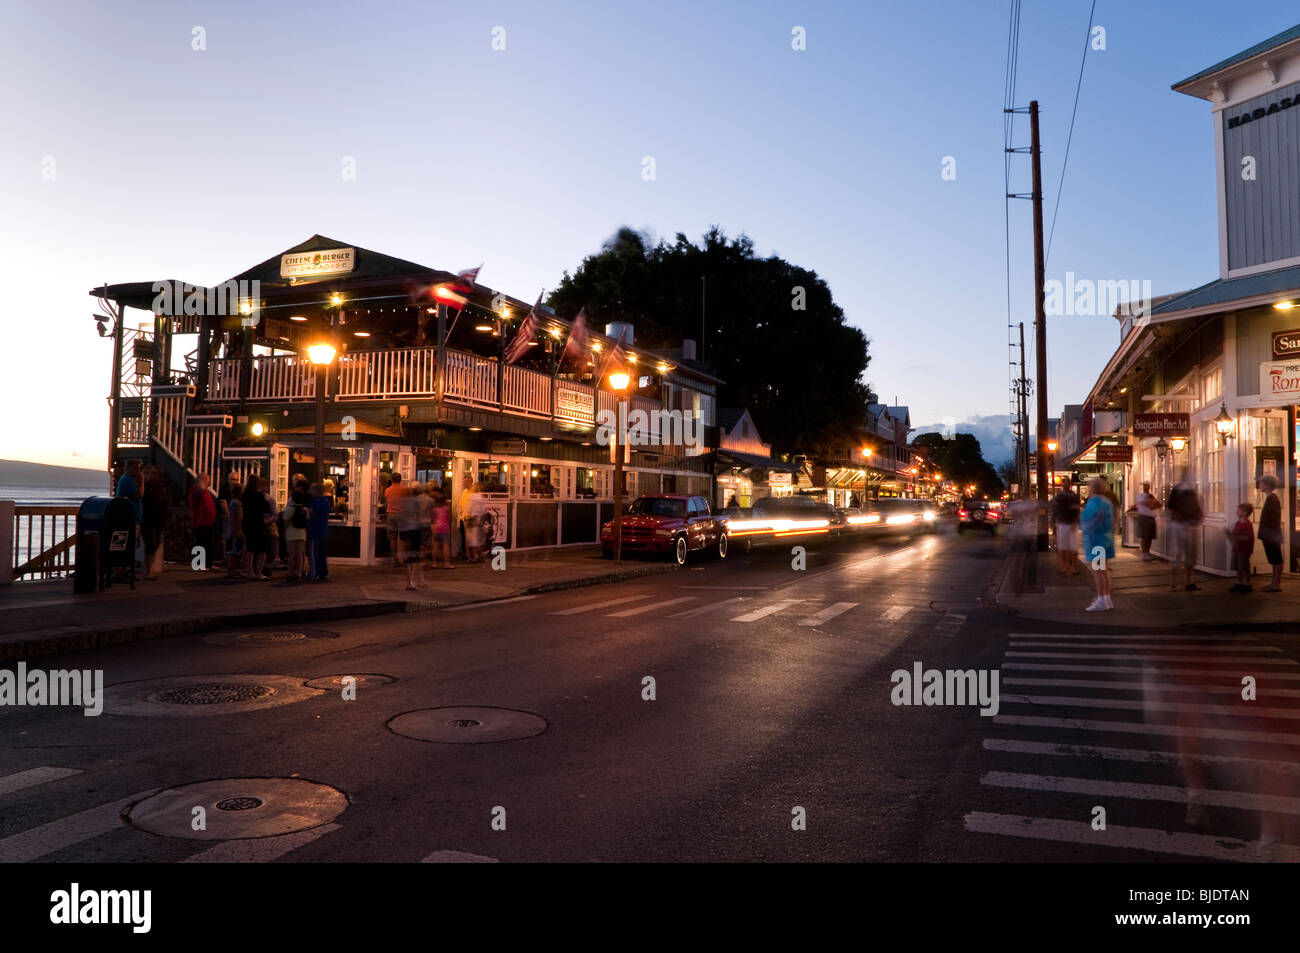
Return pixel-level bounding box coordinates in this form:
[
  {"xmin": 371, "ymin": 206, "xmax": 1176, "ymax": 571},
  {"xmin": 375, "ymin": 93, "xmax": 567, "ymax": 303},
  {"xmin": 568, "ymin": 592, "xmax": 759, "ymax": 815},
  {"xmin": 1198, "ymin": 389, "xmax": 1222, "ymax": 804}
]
[
  {"xmin": 913, "ymin": 432, "xmax": 1005, "ymax": 497},
  {"xmin": 548, "ymin": 227, "xmax": 871, "ymax": 457}
]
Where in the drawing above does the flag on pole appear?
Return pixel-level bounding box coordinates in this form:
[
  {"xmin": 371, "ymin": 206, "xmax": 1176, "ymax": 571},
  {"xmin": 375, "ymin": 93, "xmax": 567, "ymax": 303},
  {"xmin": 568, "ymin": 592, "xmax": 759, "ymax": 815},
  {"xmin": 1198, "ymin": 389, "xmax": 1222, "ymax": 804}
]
[
  {"xmin": 505, "ymin": 294, "xmax": 541, "ymax": 364},
  {"xmin": 562, "ymin": 308, "xmax": 590, "ymax": 365},
  {"xmin": 454, "ymin": 265, "xmax": 481, "ymax": 290}
]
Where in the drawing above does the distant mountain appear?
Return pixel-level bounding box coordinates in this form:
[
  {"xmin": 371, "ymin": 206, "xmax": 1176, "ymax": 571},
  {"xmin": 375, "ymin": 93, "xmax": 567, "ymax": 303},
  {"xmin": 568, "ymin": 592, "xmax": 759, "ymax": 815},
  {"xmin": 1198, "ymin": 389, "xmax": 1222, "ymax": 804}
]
[{"xmin": 0, "ymin": 459, "xmax": 106, "ymax": 487}]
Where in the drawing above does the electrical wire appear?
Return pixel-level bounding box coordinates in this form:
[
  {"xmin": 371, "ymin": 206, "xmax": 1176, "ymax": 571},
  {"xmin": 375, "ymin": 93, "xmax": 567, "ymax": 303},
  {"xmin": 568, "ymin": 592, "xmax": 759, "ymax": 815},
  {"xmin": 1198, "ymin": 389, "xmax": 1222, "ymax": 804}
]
[{"xmin": 1046, "ymin": 0, "xmax": 1098, "ymax": 263}]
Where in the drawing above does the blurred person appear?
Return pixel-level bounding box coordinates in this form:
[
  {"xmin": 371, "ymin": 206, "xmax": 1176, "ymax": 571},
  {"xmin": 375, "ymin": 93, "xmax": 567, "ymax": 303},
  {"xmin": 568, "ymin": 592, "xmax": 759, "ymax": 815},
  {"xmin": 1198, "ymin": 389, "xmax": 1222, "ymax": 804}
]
[
  {"xmin": 1135, "ymin": 481, "xmax": 1161, "ymax": 561},
  {"xmin": 1166, "ymin": 468, "xmax": 1204, "ymax": 591},
  {"xmin": 264, "ymin": 481, "xmax": 284, "ymax": 570},
  {"xmin": 188, "ymin": 472, "xmax": 217, "ymax": 570},
  {"xmin": 1051, "ymin": 482, "xmax": 1081, "ymax": 576},
  {"xmin": 384, "ymin": 472, "xmax": 406, "ymax": 567},
  {"xmin": 224, "ymin": 477, "xmax": 244, "ymax": 577},
  {"xmin": 1227, "ymin": 501, "xmax": 1255, "ymax": 593},
  {"xmin": 466, "ymin": 482, "xmax": 486, "ymax": 563},
  {"xmin": 432, "ymin": 488, "xmax": 454, "ymax": 569},
  {"xmin": 281, "ymin": 480, "xmax": 310, "ymax": 584},
  {"xmin": 1081, "ymin": 477, "xmax": 1115, "ymax": 611},
  {"xmin": 391, "ymin": 478, "xmax": 425, "ymax": 589},
  {"xmin": 307, "ymin": 482, "xmax": 332, "ymax": 581},
  {"xmin": 1257, "ymin": 475, "xmax": 1284, "ymax": 592},
  {"xmin": 241, "ymin": 475, "xmax": 272, "ymax": 580},
  {"xmin": 1008, "ymin": 492, "xmax": 1039, "ymax": 594},
  {"xmin": 141, "ymin": 464, "xmax": 170, "ymax": 580}
]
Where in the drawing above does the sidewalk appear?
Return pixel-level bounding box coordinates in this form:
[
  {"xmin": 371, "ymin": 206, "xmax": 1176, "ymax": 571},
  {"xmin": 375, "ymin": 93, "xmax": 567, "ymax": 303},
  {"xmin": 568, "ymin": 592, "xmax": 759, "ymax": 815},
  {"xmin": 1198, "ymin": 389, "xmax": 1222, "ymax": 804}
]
[
  {"xmin": 0, "ymin": 547, "xmax": 677, "ymax": 662},
  {"xmin": 995, "ymin": 546, "xmax": 1300, "ymax": 629}
]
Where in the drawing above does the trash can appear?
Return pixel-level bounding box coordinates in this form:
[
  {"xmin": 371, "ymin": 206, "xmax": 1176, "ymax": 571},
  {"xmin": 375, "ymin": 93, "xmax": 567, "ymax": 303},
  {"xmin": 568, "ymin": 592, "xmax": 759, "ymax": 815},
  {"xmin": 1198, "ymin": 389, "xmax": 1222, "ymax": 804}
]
[{"xmin": 75, "ymin": 497, "xmax": 137, "ymax": 591}]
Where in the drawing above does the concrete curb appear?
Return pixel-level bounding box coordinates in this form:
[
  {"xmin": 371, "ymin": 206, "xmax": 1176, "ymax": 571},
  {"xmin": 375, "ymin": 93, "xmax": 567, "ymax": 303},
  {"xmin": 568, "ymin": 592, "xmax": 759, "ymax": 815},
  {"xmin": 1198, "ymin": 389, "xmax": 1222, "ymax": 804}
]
[{"xmin": 2, "ymin": 562, "xmax": 680, "ymax": 663}]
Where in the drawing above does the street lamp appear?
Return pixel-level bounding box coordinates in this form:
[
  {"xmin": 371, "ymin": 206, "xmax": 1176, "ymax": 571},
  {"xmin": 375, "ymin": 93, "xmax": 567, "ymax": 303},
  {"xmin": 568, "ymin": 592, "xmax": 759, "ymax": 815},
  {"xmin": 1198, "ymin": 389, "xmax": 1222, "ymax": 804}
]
[
  {"xmin": 1214, "ymin": 403, "xmax": 1234, "ymax": 445},
  {"xmin": 308, "ymin": 342, "xmax": 338, "ymax": 485},
  {"xmin": 1154, "ymin": 436, "xmax": 1169, "ymax": 461},
  {"xmin": 608, "ymin": 370, "xmax": 631, "ymax": 563},
  {"xmin": 1169, "ymin": 436, "xmax": 1187, "ymax": 453}
]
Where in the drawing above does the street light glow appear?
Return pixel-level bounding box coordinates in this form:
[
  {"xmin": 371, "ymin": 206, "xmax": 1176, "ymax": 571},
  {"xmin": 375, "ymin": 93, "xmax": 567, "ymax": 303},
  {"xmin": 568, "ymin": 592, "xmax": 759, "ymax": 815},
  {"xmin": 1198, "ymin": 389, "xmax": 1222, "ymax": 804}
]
[
  {"xmin": 307, "ymin": 343, "xmax": 337, "ymax": 365},
  {"xmin": 609, "ymin": 371, "xmax": 631, "ymax": 391}
]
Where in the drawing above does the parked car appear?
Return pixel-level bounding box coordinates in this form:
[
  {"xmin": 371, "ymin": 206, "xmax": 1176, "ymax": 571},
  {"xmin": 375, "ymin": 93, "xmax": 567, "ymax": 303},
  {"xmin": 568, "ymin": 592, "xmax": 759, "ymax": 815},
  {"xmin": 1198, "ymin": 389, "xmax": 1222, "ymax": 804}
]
[
  {"xmin": 601, "ymin": 494, "xmax": 727, "ymax": 565},
  {"xmin": 957, "ymin": 499, "xmax": 999, "ymax": 534}
]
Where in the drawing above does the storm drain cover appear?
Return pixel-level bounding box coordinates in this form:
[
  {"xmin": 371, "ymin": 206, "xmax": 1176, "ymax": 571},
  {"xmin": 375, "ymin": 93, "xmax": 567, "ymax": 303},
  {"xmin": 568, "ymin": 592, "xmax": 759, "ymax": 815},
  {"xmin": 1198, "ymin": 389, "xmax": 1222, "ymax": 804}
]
[
  {"xmin": 104, "ymin": 675, "xmax": 324, "ymax": 717},
  {"xmin": 201, "ymin": 628, "xmax": 340, "ymax": 646},
  {"xmin": 153, "ymin": 683, "xmax": 276, "ymax": 705},
  {"xmin": 304, "ymin": 674, "xmax": 397, "ymax": 691},
  {"xmin": 127, "ymin": 777, "xmax": 347, "ymax": 840},
  {"xmin": 388, "ymin": 707, "xmax": 548, "ymax": 744}
]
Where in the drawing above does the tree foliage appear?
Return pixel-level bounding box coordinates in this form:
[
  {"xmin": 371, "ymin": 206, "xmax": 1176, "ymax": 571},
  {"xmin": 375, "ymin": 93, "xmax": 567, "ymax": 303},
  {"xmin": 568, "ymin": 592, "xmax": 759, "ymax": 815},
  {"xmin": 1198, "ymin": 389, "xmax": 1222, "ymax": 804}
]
[
  {"xmin": 548, "ymin": 227, "xmax": 871, "ymax": 457},
  {"xmin": 913, "ymin": 432, "xmax": 1005, "ymax": 497}
]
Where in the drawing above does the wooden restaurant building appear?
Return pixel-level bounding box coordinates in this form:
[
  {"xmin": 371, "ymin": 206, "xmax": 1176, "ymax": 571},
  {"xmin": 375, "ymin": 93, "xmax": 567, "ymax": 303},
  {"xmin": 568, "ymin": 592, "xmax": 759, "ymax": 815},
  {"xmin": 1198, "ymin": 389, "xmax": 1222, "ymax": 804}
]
[{"xmin": 91, "ymin": 235, "xmax": 718, "ymax": 564}]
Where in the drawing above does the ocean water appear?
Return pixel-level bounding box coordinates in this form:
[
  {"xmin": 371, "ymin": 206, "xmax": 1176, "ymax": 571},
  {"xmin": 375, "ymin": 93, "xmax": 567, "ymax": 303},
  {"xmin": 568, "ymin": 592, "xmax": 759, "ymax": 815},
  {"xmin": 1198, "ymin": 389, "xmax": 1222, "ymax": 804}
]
[{"xmin": 0, "ymin": 484, "xmax": 110, "ymax": 507}]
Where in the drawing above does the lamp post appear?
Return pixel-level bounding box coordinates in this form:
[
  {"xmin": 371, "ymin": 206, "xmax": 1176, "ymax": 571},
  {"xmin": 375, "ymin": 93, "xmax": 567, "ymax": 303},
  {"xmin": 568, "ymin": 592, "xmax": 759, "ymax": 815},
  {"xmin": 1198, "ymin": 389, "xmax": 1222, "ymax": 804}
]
[
  {"xmin": 608, "ymin": 370, "xmax": 631, "ymax": 562},
  {"xmin": 308, "ymin": 342, "xmax": 337, "ymax": 485},
  {"xmin": 1214, "ymin": 403, "xmax": 1234, "ymax": 446},
  {"xmin": 1047, "ymin": 441, "xmax": 1057, "ymax": 489}
]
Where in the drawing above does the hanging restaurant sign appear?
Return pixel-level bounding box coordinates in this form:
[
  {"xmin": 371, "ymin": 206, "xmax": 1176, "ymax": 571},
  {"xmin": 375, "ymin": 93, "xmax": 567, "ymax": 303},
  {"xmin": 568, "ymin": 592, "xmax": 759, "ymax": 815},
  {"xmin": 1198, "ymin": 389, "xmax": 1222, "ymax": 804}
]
[
  {"xmin": 280, "ymin": 248, "xmax": 356, "ymax": 279},
  {"xmin": 1133, "ymin": 413, "xmax": 1189, "ymax": 437},
  {"xmin": 555, "ymin": 384, "xmax": 595, "ymax": 423},
  {"xmin": 490, "ymin": 439, "xmax": 526, "ymax": 455},
  {"xmin": 1094, "ymin": 444, "xmax": 1133, "ymax": 463},
  {"xmin": 1272, "ymin": 328, "xmax": 1300, "ymax": 359}
]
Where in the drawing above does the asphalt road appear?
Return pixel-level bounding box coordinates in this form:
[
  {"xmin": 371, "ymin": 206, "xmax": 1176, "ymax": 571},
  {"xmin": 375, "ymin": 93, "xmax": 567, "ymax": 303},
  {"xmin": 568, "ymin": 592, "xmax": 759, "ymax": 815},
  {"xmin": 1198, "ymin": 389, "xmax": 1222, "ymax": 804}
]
[{"xmin": 2, "ymin": 525, "xmax": 1297, "ymax": 863}]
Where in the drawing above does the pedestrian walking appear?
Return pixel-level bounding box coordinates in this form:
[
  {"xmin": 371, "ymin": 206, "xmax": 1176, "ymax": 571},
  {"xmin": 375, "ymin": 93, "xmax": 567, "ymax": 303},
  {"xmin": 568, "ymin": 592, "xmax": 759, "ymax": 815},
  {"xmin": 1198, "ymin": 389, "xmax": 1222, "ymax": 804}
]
[
  {"xmin": 224, "ymin": 477, "xmax": 245, "ymax": 577},
  {"xmin": 432, "ymin": 489, "xmax": 454, "ymax": 569},
  {"xmin": 1227, "ymin": 501, "xmax": 1255, "ymax": 593},
  {"xmin": 241, "ymin": 475, "xmax": 271, "ymax": 580},
  {"xmin": 1008, "ymin": 492, "xmax": 1039, "ymax": 594},
  {"xmin": 1051, "ymin": 483, "xmax": 1081, "ymax": 575},
  {"xmin": 264, "ymin": 482, "xmax": 283, "ymax": 570},
  {"xmin": 1257, "ymin": 475, "xmax": 1284, "ymax": 592},
  {"xmin": 141, "ymin": 465, "xmax": 170, "ymax": 580},
  {"xmin": 1081, "ymin": 477, "xmax": 1115, "ymax": 611},
  {"xmin": 1166, "ymin": 469, "xmax": 1204, "ymax": 591},
  {"xmin": 1135, "ymin": 481, "xmax": 1161, "ymax": 561},
  {"xmin": 281, "ymin": 480, "xmax": 310, "ymax": 584},
  {"xmin": 466, "ymin": 482, "xmax": 485, "ymax": 563},
  {"xmin": 384, "ymin": 473, "xmax": 406, "ymax": 567},
  {"xmin": 188, "ymin": 472, "xmax": 217, "ymax": 570},
  {"xmin": 457, "ymin": 480, "xmax": 472, "ymax": 560},
  {"xmin": 307, "ymin": 482, "xmax": 332, "ymax": 581},
  {"xmin": 391, "ymin": 479, "xmax": 425, "ymax": 590}
]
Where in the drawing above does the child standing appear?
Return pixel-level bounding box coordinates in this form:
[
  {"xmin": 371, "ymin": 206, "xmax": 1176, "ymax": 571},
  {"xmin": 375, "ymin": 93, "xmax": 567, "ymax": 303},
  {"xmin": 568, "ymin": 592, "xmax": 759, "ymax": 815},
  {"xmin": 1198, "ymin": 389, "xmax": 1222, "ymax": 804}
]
[{"xmin": 1229, "ymin": 502, "xmax": 1255, "ymax": 593}]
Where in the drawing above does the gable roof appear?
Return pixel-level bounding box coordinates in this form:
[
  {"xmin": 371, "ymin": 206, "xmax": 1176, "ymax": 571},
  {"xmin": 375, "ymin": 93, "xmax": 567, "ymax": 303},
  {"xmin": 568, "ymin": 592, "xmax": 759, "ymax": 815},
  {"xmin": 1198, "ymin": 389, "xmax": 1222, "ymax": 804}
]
[
  {"xmin": 1174, "ymin": 23, "xmax": 1300, "ymax": 88},
  {"xmin": 717, "ymin": 408, "xmax": 746, "ymax": 432},
  {"xmin": 1151, "ymin": 262, "xmax": 1300, "ymax": 315}
]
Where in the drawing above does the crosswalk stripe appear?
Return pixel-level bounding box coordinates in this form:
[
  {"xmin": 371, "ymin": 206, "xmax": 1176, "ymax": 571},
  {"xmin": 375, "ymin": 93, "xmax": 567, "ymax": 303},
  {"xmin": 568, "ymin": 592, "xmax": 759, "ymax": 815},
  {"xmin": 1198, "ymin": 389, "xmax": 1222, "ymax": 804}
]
[
  {"xmin": 0, "ymin": 767, "xmax": 83, "ymax": 796},
  {"xmin": 0, "ymin": 791, "xmax": 153, "ymax": 863},
  {"xmin": 550, "ymin": 594, "xmax": 651, "ymax": 615},
  {"xmin": 963, "ymin": 812, "xmax": 1299, "ymax": 862},
  {"xmin": 982, "ymin": 770, "xmax": 1300, "ymax": 814},
  {"xmin": 181, "ymin": 823, "xmax": 341, "ymax": 863},
  {"xmin": 443, "ymin": 595, "xmax": 535, "ymax": 612},
  {"xmin": 881, "ymin": 605, "xmax": 911, "ymax": 622},
  {"xmin": 1001, "ymin": 693, "xmax": 1300, "ymax": 719},
  {"xmin": 608, "ymin": 596, "xmax": 696, "ymax": 618},
  {"xmin": 731, "ymin": 600, "xmax": 801, "ymax": 623},
  {"xmin": 1009, "ymin": 632, "xmax": 1262, "ymax": 641},
  {"xmin": 1003, "ymin": 662, "xmax": 1300, "ymax": 680},
  {"xmin": 798, "ymin": 602, "xmax": 858, "ymax": 627},
  {"xmin": 667, "ymin": 597, "xmax": 746, "ymax": 619},
  {"xmin": 1006, "ymin": 651, "xmax": 1297, "ymax": 665},
  {"xmin": 1002, "ymin": 676, "xmax": 1300, "ymax": 697},
  {"xmin": 993, "ymin": 713, "xmax": 1300, "ymax": 745},
  {"xmin": 982, "ymin": 737, "xmax": 1300, "ymax": 774},
  {"xmin": 1008, "ymin": 641, "xmax": 1281, "ymax": 652}
]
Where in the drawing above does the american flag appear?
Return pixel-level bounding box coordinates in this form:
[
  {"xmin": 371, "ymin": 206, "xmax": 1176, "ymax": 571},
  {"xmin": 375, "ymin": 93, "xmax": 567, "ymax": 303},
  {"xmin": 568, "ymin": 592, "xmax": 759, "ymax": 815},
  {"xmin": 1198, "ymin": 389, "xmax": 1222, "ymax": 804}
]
[
  {"xmin": 562, "ymin": 308, "xmax": 590, "ymax": 365},
  {"xmin": 454, "ymin": 266, "xmax": 481, "ymax": 290},
  {"xmin": 597, "ymin": 337, "xmax": 629, "ymax": 383},
  {"xmin": 505, "ymin": 294, "xmax": 541, "ymax": 364}
]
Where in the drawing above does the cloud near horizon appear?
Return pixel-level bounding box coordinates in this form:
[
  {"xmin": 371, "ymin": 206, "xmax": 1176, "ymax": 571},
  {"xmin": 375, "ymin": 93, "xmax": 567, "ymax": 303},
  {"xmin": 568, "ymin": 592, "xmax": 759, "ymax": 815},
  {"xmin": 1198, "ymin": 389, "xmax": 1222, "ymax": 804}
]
[{"xmin": 913, "ymin": 415, "xmax": 1016, "ymax": 466}]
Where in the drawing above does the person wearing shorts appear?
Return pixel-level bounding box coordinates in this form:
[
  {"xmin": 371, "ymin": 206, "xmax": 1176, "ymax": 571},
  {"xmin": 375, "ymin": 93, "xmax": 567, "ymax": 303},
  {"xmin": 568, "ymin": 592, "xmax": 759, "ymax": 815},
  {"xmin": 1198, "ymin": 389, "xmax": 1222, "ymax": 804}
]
[
  {"xmin": 1136, "ymin": 482, "xmax": 1160, "ymax": 561},
  {"xmin": 1258, "ymin": 475, "xmax": 1284, "ymax": 592}
]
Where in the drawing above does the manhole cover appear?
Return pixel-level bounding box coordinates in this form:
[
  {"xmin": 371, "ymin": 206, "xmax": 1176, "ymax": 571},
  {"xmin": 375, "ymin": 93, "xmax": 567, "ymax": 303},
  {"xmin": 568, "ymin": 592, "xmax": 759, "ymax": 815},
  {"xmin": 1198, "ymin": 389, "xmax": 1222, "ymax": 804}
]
[
  {"xmin": 127, "ymin": 777, "xmax": 347, "ymax": 840},
  {"xmin": 152, "ymin": 683, "xmax": 276, "ymax": 705},
  {"xmin": 236, "ymin": 631, "xmax": 308, "ymax": 643},
  {"xmin": 104, "ymin": 675, "xmax": 324, "ymax": 717},
  {"xmin": 388, "ymin": 707, "xmax": 548, "ymax": 744},
  {"xmin": 304, "ymin": 674, "xmax": 397, "ymax": 691},
  {"xmin": 216, "ymin": 796, "xmax": 263, "ymax": 812}
]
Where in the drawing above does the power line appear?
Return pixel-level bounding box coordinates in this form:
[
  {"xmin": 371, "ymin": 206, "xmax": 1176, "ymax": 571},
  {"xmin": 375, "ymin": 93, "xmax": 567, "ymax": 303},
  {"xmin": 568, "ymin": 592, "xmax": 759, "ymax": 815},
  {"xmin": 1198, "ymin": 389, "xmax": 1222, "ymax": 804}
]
[{"xmin": 1045, "ymin": 0, "xmax": 1098, "ymax": 263}]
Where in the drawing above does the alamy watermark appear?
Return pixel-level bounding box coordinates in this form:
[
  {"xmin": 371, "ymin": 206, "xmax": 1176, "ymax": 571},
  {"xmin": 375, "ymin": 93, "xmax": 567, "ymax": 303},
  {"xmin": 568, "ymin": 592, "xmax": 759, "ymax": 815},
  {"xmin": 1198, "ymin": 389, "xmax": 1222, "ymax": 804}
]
[
  {"xmin": 595, "ymin": 406, "xmax": 703, "ymax": 451},
  {"xmin": 0, "ymin": 662, "xmax": 104, "ymax": 716},
  {"xmin": 890, "ymin": 661, "xmax": 999, "ymax": 716},
  {"xmin": 151, "ymin": 279, "xmax": 262, "ymax": 327},
  {"xmin": 1045, "ymin": 272, "xmax": 1151, "ymax": 319}
]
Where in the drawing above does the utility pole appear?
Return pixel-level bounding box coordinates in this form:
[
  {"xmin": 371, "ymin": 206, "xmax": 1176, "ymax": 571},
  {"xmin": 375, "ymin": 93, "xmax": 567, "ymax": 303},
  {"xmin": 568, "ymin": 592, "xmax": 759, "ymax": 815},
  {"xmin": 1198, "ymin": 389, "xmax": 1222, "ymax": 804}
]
[
  {"xmin": 1030, "ymin": 100, "xmax": 1049, "ymax": 552},
  {"xmin": 700, "ymin": 275, "xmax": 706, "ymax": 363},
  {"xmin": 1018, "ymin": 321, "xmax": 1029, "ymax": 491}
]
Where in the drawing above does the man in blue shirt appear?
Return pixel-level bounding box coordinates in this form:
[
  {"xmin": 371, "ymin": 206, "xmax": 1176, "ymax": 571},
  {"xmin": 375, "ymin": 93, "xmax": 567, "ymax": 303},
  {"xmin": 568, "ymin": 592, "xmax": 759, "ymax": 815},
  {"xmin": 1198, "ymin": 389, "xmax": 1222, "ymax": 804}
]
[
  {"xmin": 307, "ymin": 482, "xmax": 333, "ymax": 581},
  {"xmin": 115, "ymin": 459, "xmax": 143, "ymax": 525}
]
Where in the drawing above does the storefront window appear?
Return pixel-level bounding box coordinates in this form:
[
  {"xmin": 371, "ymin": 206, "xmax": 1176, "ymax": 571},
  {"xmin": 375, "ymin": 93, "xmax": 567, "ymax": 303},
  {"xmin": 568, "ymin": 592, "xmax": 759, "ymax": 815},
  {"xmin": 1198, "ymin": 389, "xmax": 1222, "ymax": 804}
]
[
  {"xmin": 529, "ymin": 464, "xmax": 555, "ymax": 497},
  {"xmin": 577, "ymin": 467, "xmax": 596, "ymax": 498},
  {"xmin": 477, "ymin": 460, "xmax": 508, "ymax": 493},
  {"xmin": 1201, "ymin": 422, "xmax": 1224, "ymax": 516}
]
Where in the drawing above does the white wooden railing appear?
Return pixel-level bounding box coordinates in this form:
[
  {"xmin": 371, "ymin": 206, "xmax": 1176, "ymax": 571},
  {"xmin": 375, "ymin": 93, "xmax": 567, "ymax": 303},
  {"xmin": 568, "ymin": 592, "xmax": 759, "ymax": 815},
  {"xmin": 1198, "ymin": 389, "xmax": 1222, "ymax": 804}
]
[
  {"xmin": 154, "ymin": 395, "xmax": 188, "ymax": 464},
  {"xmin": 208, "ymin": 359, "xmax": 241, "ymax": 401},
  {"xmin": 338, "ymin": 347, "xmax": 436, "ymax": 399},
  {"xmin": 250, "ymin": 355, "xmax": 315, "ymax": 400},
  {"xmin": 444, "ymin": 349, "xmax": 498, "ymax": 407},
  {"xmin": 12, "ymin": 505, "xmax": 79, "ymax": 580},
  {"xmin": 503, "ymin": 363, "xmax": 551, "ymax": 418}
]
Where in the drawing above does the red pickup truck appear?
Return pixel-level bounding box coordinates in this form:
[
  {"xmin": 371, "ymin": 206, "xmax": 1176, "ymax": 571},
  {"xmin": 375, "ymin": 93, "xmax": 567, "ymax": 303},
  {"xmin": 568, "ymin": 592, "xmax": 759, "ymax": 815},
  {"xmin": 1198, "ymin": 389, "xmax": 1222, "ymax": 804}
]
[{"xmin": 601, "ymin": 494, "xmax": 729, "ymax": 565}]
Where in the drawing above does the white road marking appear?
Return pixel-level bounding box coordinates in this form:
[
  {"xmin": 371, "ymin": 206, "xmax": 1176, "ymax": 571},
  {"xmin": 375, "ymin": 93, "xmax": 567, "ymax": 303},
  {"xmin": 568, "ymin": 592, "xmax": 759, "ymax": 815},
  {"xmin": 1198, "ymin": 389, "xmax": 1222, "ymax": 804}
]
[
  {"xmin": 667, "ymin": 597, "xmax": 746, "ymax": 619},
  {"xmin": 963, "ymin": 812, "xmax": 1299, "ymax": 862},
  {"xmin": 680, "ymin": 586, "xmax": 770, "ymax": 590},
  {"xmin": 550, "ymin": 593, "xmax": 651, "ymax": 615},
  {"xmin": 731, "ymin": 601, "xmax": 802, "ymax": 623},
  {"xmin": 1009, "ymin": 632, "xmax": 1262, "ymax": 642},
  {"xmin": 1002, "ymin": 693, "xmax": 1300, "ymax": 719},
  {"xmin": 1008, "ymin": 641, "xmax": 1281, "ymax": 653},
  {"xmin": 608, "ymin": 596, "xmax": 696, "ymax": 618},
  {"xmin": 982, "ymin": 770, "xmax": 1300, "ymax": 814},
  {"xmin": 1005, "ymin": 651, "xmax": 1297, "ymax": 665},
  {"xmin": 881, "ymin": 605, "xmax": 912, "ymax": 623},
  {"xmin": 0, "ymin": 791, "xmax": 152, "ymax": 863},
  {"xmin": 993, "ymin": 713, "xmax": 1300, "ymax": 745},
  {"xmin": 443, "ymin": 595, "xmax": 536, "ymax": 612},
  {"xmin": 982, "ymin": 737, "xmax": 1300, "ymax": 774},
  {"xmin": 1002, "ymin": 661, "xmax": 1300, "ymax": 680},
  {"xmin": 1002, "ymin": 676, "xmax": 1300, "ymax": 697},
  {"xmin": 799, "ymin": 602, "xmax": 858, "ymax": 627},
  {"xmin": 0, "ymin": 766, "xmax": 83, "ymax": 796},
  {"xmin": 421, "ymin": 849, "xmax": 499, "ymax": 863},
  {"xmin": 181, "ymin": 823, "xmax": 341, "ymax": 863}
]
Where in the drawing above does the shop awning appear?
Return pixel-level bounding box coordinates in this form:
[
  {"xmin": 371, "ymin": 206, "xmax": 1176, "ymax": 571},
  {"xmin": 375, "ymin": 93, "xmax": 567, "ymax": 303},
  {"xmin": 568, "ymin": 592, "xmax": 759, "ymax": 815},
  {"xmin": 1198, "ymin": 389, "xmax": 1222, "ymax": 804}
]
[{"xmin": 715, "ymin": 449, "xmax": 800, "ymax": 473}]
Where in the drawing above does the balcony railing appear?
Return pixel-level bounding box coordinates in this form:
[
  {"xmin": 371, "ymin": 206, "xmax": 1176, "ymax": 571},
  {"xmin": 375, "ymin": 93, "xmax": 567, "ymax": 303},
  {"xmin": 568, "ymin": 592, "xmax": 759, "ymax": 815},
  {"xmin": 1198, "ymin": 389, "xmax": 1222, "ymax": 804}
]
[{"xmin": 202, "ymin": 346, "xmax": 668, "ymax": 427}]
